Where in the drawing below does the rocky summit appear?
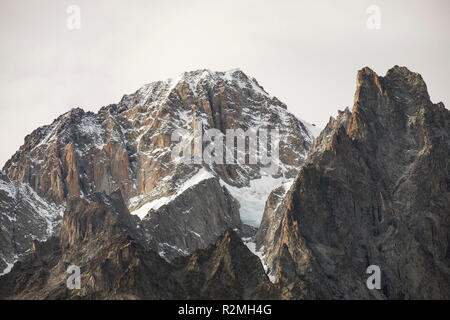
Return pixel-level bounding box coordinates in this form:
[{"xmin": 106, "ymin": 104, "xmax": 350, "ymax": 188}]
[
  {"xmin": 257, "ymin": 66, "xmax": 450, "ymax": 299},
  {"xmin": 0, "ymin": 66, "xmax": 448, "ymax": 300},
  {"xmin": 2, "ymin": 69, "xmax": 316, "ymax": 260}
]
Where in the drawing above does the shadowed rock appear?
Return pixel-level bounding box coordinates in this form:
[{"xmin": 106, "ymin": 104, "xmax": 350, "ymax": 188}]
[{"xmin": 257, "ymin": 66, "xmax": 450, "ymax": 299}]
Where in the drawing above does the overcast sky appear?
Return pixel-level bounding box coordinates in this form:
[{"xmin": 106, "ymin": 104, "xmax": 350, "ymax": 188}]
[{"xmin": 1, "ymin": 0, "xmax": 449, "ymax": 167}]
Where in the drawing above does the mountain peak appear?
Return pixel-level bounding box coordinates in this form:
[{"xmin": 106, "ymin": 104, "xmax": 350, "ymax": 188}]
[
  {"xmin": 258, "ymin": 66, "xmax": 450, "ymax": 299},
  {"xmin": 348, "ymin": 66, "xmax": 435, "ymax": 141},
  {"xmin": 2, "ymin": 67, "xmax": 314, "ymax": 264},
  {"xmin": 118, "ymin": 67, "xmax": 271, "ymax": 112}
]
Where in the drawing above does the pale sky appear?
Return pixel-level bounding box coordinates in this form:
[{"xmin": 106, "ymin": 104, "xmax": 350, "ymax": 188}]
[{"xmin": 1, "ymin": 0, "xmax": 449, "ymax": 167}]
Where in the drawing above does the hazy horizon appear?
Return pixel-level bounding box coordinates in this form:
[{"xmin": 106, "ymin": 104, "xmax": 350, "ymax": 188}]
[{"xmin": 1, "ymin": 0, "xmax": 449, "ymax": 167}]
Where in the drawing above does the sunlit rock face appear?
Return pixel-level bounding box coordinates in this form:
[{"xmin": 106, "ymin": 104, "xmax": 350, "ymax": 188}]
[{"xmin": 2, "ymin": 69, "xmax": 316, "ymax": 259}]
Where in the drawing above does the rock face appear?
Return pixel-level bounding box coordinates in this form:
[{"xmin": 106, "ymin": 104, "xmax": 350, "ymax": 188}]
[
  {"xmin": 0, "ymin": 172, "xmax": 64, "ymax": 274},
  {"xmin": 0, "ymin": 192, "xmax": 276, "ymax": 300},
  {"xmin": 2, "ymin": 69, "xmax": 315, "ymax": 259},
  {"xmin": 255, "ymin": 182, "xmax": 292, "ymax": 261},
  {"xmin": 171, "ymin": 228, "xmax": 278, "ymax": 300},
  {"xmin": 257, "ymin": 66, "xmax": 450, "ymax": 299},
  {"xmin": 140, "ymin": 176, "xmax": 243, "ymax": 260}
]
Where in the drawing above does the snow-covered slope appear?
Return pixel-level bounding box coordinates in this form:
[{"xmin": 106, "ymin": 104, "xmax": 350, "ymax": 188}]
[
  {"xmin": 121, "ymin": 69, "xmax": 317, "ymax": 226},
  {"xmin": 129, "ymin": 168, "xmax": 214, "ymax": 219},
  {"xmin": 0, "ymin": 172, "xmax": 64, "ymax": 275},
  {"xmin": 221, "ymin": 176, "xmax": 294, "ymax": 227}
]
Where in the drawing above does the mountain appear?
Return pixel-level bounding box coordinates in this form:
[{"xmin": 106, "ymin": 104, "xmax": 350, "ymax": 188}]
[
  {"xmin": 256, "ymin": 66, "xmax": 450, "ymax": 299},
  {"xmin": 0, "ymin": 172, "xmax": 64, "ymax": 275},
  {"xmin": 1, "ymin": 66, "xmax": 448, "ymax": 300},
  {"xmin": 2, "ymin": 69, "xmax": 315, "ymax": 260},
  {"xmin": 0, "ymin": 191, "xmax": 276, "ymax": 299}
]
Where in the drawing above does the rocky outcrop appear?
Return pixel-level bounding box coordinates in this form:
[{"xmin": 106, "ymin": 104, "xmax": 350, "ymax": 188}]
[
  {"xmin": 0, "ymin": 191, "xmax": 183, "ymax": 299},
  {"xmin": 171, "ymin": 229, "xmax": 278, "ymax": 299},
  {"xmin": 258, "ymin": 66, "xmax": 450, "ymax": 299},
  {"xmin": 0, "ymin": 172, "xmax": 64, "ymax": 274},
  {"xmin": 255, "ymin": 183, "xmax": 292, "ymax": 259},
  {"xmin": 139, "ymin": 177, "xmax": 244, "ymax": 260},
  {"xmin": 0, "ymin": 192, "xmax": 276, "ymax": 300},
  {"xmin": 256, "ymin": 109, "xmax": 352, "ymax": 268}
]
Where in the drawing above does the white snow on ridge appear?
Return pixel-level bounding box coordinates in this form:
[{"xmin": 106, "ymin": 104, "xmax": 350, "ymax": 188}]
[
  {"xmin": 223, "ymin": 69, "xmax": 270, "ymax": 98},
  {"xmin": 78, "ymin": 115, "xmax": 106, "ymax": 150},
  {"xmin": 17, "ymin": 182, "xmax": 65, "ymax": 238},
  {"xmin": 299, "ymin": 118, "xmax": 323, "ymax": 139},
  {"xmin": 0, "ymin": 178, "xmax": 17, "ymax": 199},
  {"xmin": 0, "ymin": 177, "xmax": 63, "ymax": 279},
  {"xmin": 159, "ymin": 242, "xmax": 189, "ymax": 256},
  {"xmin": 130, "ymin": 196, "xmax": 172, "ymax": 220},
  {"xmin": 0, "ymin": 177, "xmax": 64, "ymax": 237},
  {"xmin": 34, "ymin": 124, "xmax": 59, "ymax": 150},
  {"xmin": 129, "ymin": 168, "xmax": 215, "ymax": 219},
  {"xmin": 133, "ymin": 68, "xmax": 270, "ymax": 110}
]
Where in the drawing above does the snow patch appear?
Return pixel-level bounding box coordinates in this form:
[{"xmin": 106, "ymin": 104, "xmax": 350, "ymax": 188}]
[
  {"xmin": 0, "ymin": 255, "xmax": 18, "ymax": 277},
  {"xmin": 159, "ymin": 242, "xmax": 189, "ymax": 257},
  {"xmin": 0, "ymin": 262, "xmax": 14, "ymax": 276},
  {"xmin": 129, "ymin": 196, "xmax": 172, "ymax": 220},
  {"xmin": 190, "ymin": 230, "xmax": 201, "ymax": 238},
  {"xmin": 129, "ymin": 168, "xmax": 215, "ymax": 219},
  {"xmin": 221, "ymin": 176, "xmax": 293, "ymax": 227},
  {"xmin": 78, "ymin": 115, "xmax": 105, "ymax": 150}
]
